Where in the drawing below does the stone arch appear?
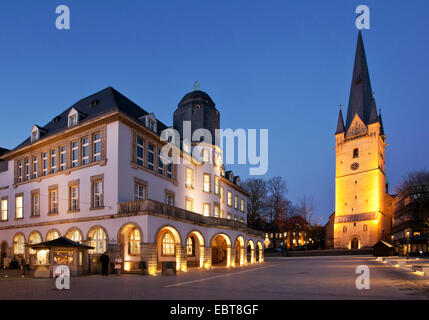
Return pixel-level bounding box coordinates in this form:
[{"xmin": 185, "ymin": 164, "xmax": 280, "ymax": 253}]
[
  {"xmin": 65, "ymin": 227, "xmax": 84, "ymax": 242},
  {"xmin": 185, "ymin": 230, "xmax": 205, "ymax": 268},
  {"xmin": 45, "ymin": 228, "xmax": 61, "ymax": 241},
  {"xmin": 256, "ymin": 241, "xmax": 264, "ymax": 262},
  {"xmin": 117, "ymin": 222, "xmax": 143, "ymax": 271},
  {"xmin": 349, "ymin": 234, "xmax": 361, "ymax": 250},
  {"xmin": 211, "ymin": 233, "xmax": 231, "ymax": 267},
  {"xmin": 1, "ymin": 240, "xmax": 8, "ymax": 260},
  {"xmin": 155, "ymin": 225, "xmax": 183, "ymax": 271},
  {"xmin": 87, "ymin": 225, "xmax": 109, "ymax": 254},
  {"xmin": 234, "ymin": 235, "xmax": 245, "ymax": 266},
  {"xmin": 13, "ymin": 232, "xmax": 26, "ymax": 256},
  {"xmin": 247, "ymin": 239, "xmax": 255, "ymax": 264}
]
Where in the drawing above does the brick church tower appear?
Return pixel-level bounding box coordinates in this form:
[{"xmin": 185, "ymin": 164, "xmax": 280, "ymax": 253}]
[{"xmin": 334, "ymin": 31, "xmax": 392, "ymax": 249}]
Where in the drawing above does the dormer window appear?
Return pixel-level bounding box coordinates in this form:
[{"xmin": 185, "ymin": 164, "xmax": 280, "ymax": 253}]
[
  {"xmin": 31, "ymin": 125, "xmax": 40, "ymax": 142},
  {"xmin": 68, "ymin": 108, "xmax": 82, "ymax": 128},
  {"xmin": 147, "ymin": 118, "xmax": 155, "ymax": 131},
  {"xmin": 139, "ymin": 113, "xmax": 157, "ymax": 133}
]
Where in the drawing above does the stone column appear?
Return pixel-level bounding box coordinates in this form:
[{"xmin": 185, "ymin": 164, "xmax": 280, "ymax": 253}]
[
  {"xmin": 226, "ymin": 246, "xmax": 231, "ymax": 267},
  {"xmin": 141, "ymin": 243, "xmax": 157, "ymax": 275},
  {"xmin": 241, "ymin": 247, "xmax": 247, "ymax": 265},
  {"xmin": 203, "ymin": 247, "xmax": 212, "ymax": 269},
  {"xmin": 230, "ymin": 247, "xmax": 236, "ymax": 267},
  {"xmin": 199, "ymin": 245, "xmax": 205, "ymax": 268},
  {"xmin": 175, "ymin": 245, "xmax": 187, "ymax": 272}
]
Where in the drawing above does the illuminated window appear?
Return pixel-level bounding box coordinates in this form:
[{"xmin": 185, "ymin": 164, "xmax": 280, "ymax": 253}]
[
  {"xmin": 82, "ymin": 137, "xmax": 89, "ymax": 164},
  {"xmin": 13, "ymin": 234, "xmax": 25, "ymax": 255},
  {"xmin": 214, "ymin": 204, "xmax": 220, "ymax": 218},
  {"xmin": 15, "ymin": 195, "xmax": 23, "ymax": 219},
  {"xmin": 129, "ymin": 229, "xmax": 141, "ymax": 255},
  {"xmin": 67, "ymin": 230, "xmax": 82, "ymax": 242},
  {"xmin": 221, "ymin": 209, "xmax": 225, "ymax": 218},
  {"xmin": 29, "ymin": 232, "xmax": 42, "ymax": 254},
  {"xmin": 93, "ymin": 133, "xmax": 101, "ymax": 161},
  {"xmin": 227, "ymin": 191, "xmax": 232, "ymax": 207},
  {"xmin": 187, "ymin": 236, "xmax": 195, "ymax": 256},
  {"xmin": 220, "ymin": 187, "xmax": 224, "ymax": 202},
  {"xmin": 89, "ymin": 228, "xmax": 106, "ymax": 254},
  {"xmin": 227, "ymin": 212, "xmax": 232, "ymax": 219},
  {"xmin": 240, "ymin": 199, "xmax": 245, "ymax": 212},
  {"xmin": 353, "ymin": 148, "xmax": 359, "ymax": 159},
  {"xmin": 1, "ymin": 198, "xmax": 7, "ymax": 221},
  {"xmin": 185, "ymin": 167, "xmax": 194, "ymax": 188},
  {"xmin": 202, "ymin": 148, "xmax": 209, "ymax": 162},
  {"xmin": 203, "ymin": 203, "xmax": 211, "ymax": 217},
  {"xmin": 234, "ymin": 195, "xmax": 238, "ymax": 209},
  {"xmin": 203, "ymin": 174, "xmax": 211, "ymax": 192},
  {"xmin": 49, "ymin": 189, "xmax": 58, "ymax": 214},
  {"xmin": 162, "ymin": 232, "xmax": 175, "ymax": 255},
  {"xmin": 185, "ymin": 198, "xmax": 193, "ymax": 212},
  {"xmin": 70, "ymin": 185, "xmax": 79, "ymax": 211},
  {"xmin": 214, "ymin": 176, "xmax": 220, "ymax": 195},
  {"xmin": 136, "ymin": 137, "xmax": 144, "ymax": 166},
  {"xmin": 46, "ymin": 230, "xmax": 59, "ymax": 241}
]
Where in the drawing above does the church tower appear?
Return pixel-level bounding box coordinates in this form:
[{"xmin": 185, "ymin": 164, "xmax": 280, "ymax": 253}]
[{"xmin": 334, "ymin": 31, "xmax": 391, "ymax": 249}]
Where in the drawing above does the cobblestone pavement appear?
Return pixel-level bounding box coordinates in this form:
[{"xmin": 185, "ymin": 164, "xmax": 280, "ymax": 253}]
[{"xmin": 0, "ymin": 256, "xmax": 428, "ymax": 300}]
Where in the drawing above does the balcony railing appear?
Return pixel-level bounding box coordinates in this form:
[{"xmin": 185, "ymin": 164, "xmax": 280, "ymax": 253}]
[{"xmin": 118, "ymin": 199, "xmax": 264, "ymax": 237}]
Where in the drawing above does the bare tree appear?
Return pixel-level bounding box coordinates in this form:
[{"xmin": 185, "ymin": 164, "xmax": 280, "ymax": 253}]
[
  {"xmin": 267, "ymin": 176, "xmax": 290, "ymax": 228},
  {"xmin": 296, "ymin": 195, "xmax": 315, "ymax": 225},
  {"xmin": 242, "ymin": 178, "xmax": 268, "ymax": 229}
]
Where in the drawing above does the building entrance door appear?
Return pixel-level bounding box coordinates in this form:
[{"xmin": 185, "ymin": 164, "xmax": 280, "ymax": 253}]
[{"xmin": 351, "ymin": 238, "xmax": 359, "ymax": 250}]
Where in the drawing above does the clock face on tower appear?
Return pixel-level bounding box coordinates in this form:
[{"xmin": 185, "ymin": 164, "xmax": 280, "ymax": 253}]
[{"xmin": 351, "ymin": 162, "xmax": 360, "ymax": 171}]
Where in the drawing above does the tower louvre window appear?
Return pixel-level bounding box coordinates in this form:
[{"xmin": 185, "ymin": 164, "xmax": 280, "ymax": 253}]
[{"xmin": 353, "ymin": 148, "xmax": 359, "ymax": 158}]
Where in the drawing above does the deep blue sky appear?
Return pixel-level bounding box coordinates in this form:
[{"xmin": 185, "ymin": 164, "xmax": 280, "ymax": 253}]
[{"xmin": 0, "ymin": 1, "xmax": 428, "ymax": 224}]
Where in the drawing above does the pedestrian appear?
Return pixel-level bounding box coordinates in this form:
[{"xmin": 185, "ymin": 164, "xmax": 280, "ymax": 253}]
[
  {"xmin": 20, "ymin": 257, "xmax": 27, "ymax": 277},
  {"xmin": 99, "ymin": 252, "xmax": 110, "ymax": 276},
  {"xmin": 114, "ymin": 256, "xmax": 123, "ymax": 275}
]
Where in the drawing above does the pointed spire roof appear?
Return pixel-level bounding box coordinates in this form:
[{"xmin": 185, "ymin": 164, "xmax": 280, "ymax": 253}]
[
  {"xmin": 335, "ymin": 108, "xmax": 345, "ymax": 134},
  {"xmin": 378, "ymin": 111, "xmax": 385, "ymax": 136},
  {"xmin": 345, "ymin": 30, "xmax": 375, "ymax": 131}
]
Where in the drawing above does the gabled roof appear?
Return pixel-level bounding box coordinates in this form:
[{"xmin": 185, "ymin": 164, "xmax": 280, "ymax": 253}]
[
  {"xmin": 11, "ymin": 87, "xmax": 168, "ymax": 151},
  {"xmin": 345, "ymin": 31, "xmax": 377, "ymax": 132}
]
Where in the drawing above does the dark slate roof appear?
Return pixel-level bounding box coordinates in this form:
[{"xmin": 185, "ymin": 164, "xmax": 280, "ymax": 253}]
[
  {"xmin": 335, "ymin": 109, "xmax": 345, "ymax": 134},
  {"xmin": 345, "ymin": 31, "xmax": 378, "ymax": 131},
  {"xmin": 379, "ymin": 112, "xmax": 385, "ymax": 136},
  {"xmin": 0, "ymin": 148, "xmax": 9, "ymax": 172},
  {"xmin": 12, "ymin": 87, "xmax": 168, "ymax": 151},
  {"xmin": 178, "ymin": 90, "xmax": 215, "ymax": 108},
  {"xmin": 26, "ymin": 236, "xmax": 94, "ymax": 249}
]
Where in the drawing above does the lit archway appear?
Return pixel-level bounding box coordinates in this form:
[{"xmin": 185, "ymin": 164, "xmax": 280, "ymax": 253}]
[
  {"xmin": 46, "ymin": 229, "xmax": 61, "ymax": 241},
  {"xmin": 234, "ymin": 236, "xmax": 245, "ymax": 266},
  {"xmin": 211, "ymin": 233, "xmax": 231, "ymax": 267},
  {"xmin": 13, "ymin": 233, "xmax": 25, "ymax": 256},
  {"xmin": 350, "ymin": 237, "xmax": 360, "ymax": 250},
  {"xmin": 156, "ymin": 225, "xmax": 182, "ymax": 272},
  {"xmin": 0, "ymin": 241, "xmax": 8, "ymax": 260},
  {"xmin": 185, "ymin": 230, "xmax": 205, "ymax": 268},
  {"xmin": 28, "ymin": 231, "xmax": 42, "ymax": 254},
  {"xmin": 117, "ymin": 223, "xmax": 143, "ymax": 272},
  {"xmin": 65, "ymin": 227, "xmax": 83, "ymax": 242},
  {"xmin": 247, "ymin": 240, "xmax": 255, "ymax": 264},
  {"xmin": 87, "ymin": 226, "xmax": 108, "ymax": 254}
]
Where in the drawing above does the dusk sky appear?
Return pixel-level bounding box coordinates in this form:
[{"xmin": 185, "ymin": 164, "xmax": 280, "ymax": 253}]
[{"xmin": 0, "ymin": 0, "xmax": 428, "ymax": 224}]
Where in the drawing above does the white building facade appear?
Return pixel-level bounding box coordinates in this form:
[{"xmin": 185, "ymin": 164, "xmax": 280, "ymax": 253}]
[{"xmin": 0, "ymin": 87, "xmax": 263, "ymax": 275}]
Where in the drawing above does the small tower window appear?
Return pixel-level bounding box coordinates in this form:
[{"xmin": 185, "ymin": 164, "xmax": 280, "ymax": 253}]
[
  {"xmin": 353, "ymin": 148, "xmax": 359, "ymax": 158},
  {"xmin": 343, "ymin": 226, "xmax": 347, "ymax": 233}
]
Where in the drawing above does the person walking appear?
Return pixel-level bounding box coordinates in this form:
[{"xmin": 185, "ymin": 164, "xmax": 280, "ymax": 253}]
[
  {"xmin": 114, "ymin": 256, "xmax": 123, "ymax": 275},
  {"xmin": 99, "ymin": 252, "xmax": 110, "ymax": 276}
]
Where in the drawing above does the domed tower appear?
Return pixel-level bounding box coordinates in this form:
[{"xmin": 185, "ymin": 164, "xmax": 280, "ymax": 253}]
[{"xmin": 173, "ymin": 84, "xmax": 220, "ymax": 145}]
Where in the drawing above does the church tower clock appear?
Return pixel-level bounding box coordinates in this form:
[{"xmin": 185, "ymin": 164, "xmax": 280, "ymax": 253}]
[{"xmin": 334, "ymin": 31, "xmax": 392, "ymax": 249}]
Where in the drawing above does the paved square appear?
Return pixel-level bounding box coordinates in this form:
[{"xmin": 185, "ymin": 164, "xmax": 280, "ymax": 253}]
[{"xmin": 0, "ymin": 256, "xmax": 428, "ymax": 300}]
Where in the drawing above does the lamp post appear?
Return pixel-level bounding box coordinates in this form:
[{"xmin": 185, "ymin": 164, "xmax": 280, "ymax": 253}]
[{"xmin": 406, "ymin": 231, "xmax": 410, "ymax": 260}]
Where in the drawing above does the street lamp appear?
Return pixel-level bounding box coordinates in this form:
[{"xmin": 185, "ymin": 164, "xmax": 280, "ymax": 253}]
[{"xmin": 406, "ymin": 231, "xmax": 410, "ymax": 259}]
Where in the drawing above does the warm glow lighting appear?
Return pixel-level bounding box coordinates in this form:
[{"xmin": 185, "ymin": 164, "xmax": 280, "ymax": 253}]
[
  {"xmin": 414, "ymin": 271, "xmax": 425, "ymax": 276},
  {"xmin": 124, "ymin": 262, "xmax": 131, "ymax": 272}
]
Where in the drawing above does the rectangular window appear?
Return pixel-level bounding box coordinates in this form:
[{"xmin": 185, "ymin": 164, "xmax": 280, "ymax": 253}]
[
  {"xmin": 185, "ymin": 167, "xmax": 194, "ymax": 188},
  {"xmin": 1, "ymin": 198, "xmax": 7, "ymax": 221},
  {"xmin": 135, "ymin": 183, "xmax": 145, "ymax": 201},
  {"xmin": 15, "ymin": 195, "xmax": 23, "ymax": 219},
  {"xmin": 147, "ymin": 144, "xmax": 154, "ymax": 170},
  {"xmin": 31, "ymin": 192, "xmax": 40, "ymax": 217},
  {"xmin": 25, "ymin": 159, "xmax": 30, "ymax": 181},
  {"xmin": 202, "ymin": 148, "xmax": 209, "ymax": 162},
  {"xmin": 49, "ymin": 189, "xmax": 58, "ymax": 214},
  {"xmin": 82, "ymin": 137, "xmax": 89, "ymax": 165},
  {"xmin": 93, "ymin": 181, "xmax": 103, "ymax": 208},
  {"xmin": 167, "ymin": 163, "xmax": 172, "ymax": 179},
  {"xmin": 221, "ymin": 209, "xmax": 225, "ymax": 219},
  {"xmin": 32, "ymin": 156, "xmax": 38, "ymax": 179},
  {"xmin": 203, "ymin": 203, "xmax": 211, "ymax": 217},
  {"xmin": 51, "ymin": 149, "xmax": 57, "ymax": 173},
  {"xmin": 220, "ymin": 187, "xmax": 224, "ymax": 203},
  {"xmin": 227, "ymin": 212, "xmax": 232, "ymax": 220},
  {"xmin": 227, "ymin": 191, "xmax": 232, "ymax": 207},
  {"xmin": 185, "ymin": 198, "xmax": 193, "ymax": 212},
  {"xmin": 166, "ymin": 192, "xmax": 174, "ymax": 206},
  {"xmin": 93, "ymin": 133, "xmax": 101, "ymax": 161},
  {"xmin": 240, "ymin": 199, "xmax": 245, "ymax": 212},
  {"xmin": 68, "ymin": 114, "xmax": 78, "ymax": 127},
  {"xmin": 203, "ymin": 174, "xmax": 211, "ymax": 193},
  {"xmin": 60, "ymin": 146, "xmax": 66, "ymax": 171},
  {"xmin": 136, "ymin": 137, "xmax": 144, "ymax": 166},
  {"xmin": 214, "ymin": 204, "xmax": 220, "ymax": 218},
  {"xmin": 18, "ymin": 161, "xmax": 22, "ymax": 182},
  {"xmin": 234, "ymin": 195, "xmax": 238, "ymax": 210},
  {"xmin": 158, "ymin": 150, "xmax": 164, "ymax": 175},
  {"xmin": 72, "ymin": 141, "xmax": 78, "ymax": 168},
  {"xmin": 214, "ymin": 176, "xmax": 220, "ymax": 195},
  {"xmin": 70, "ymin": 185, "xmax": 79, "ymax": 211},
  {"xmin": 42, "ymin": 152, "xmax": 48, "ymax": 175}
]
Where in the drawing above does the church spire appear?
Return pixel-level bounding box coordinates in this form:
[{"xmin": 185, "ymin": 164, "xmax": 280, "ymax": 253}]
[
  {"xmin": 335, "ymin": 106, "xmax": 345, "ymax": 134},
  {"xmin": 345, "ymin": 30, "xmax": 375, "ymax": 131}
]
